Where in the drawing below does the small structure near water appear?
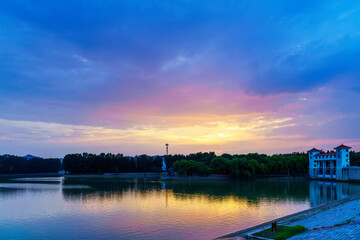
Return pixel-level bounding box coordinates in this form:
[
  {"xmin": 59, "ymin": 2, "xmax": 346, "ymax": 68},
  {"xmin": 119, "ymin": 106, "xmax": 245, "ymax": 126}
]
[{"xmin": 308, "ymin": 144, "xmax": 360, "ymax": 181}]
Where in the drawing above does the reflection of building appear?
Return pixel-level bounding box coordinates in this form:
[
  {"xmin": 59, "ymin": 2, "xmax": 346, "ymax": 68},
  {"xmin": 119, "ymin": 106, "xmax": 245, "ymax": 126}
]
[
  {"xmin": 309, "ymin": 180, "xmax": 360, "ymax": 207},
  {"xmin": 162, "ymin": 157, "xmax": 167, "ymax": 171},
  {"xmin": 308, "ymin": 144, "xmax": 351, "ymax": 180},
  {"xmin": 309, "ymin": 181, "xmax": 342, "ymax": 207}
]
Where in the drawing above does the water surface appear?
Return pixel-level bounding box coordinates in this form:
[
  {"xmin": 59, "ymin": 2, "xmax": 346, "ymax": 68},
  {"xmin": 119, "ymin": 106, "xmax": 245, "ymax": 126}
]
[{"xmin": 0, "ymin": 176, "xmax": 359, "ymax": 239}]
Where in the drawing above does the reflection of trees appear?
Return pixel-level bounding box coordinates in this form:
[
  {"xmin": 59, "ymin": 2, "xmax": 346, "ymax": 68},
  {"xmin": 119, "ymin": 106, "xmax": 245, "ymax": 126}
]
[
  {"xmin": 62, "ymin": 177, "xmax": 310, "ymax": 204},
  {"xmin": 62, "ymin": 177, "xmax": 163, "ymax": 202},
  {"xmin": 167, "ymin": 179, "xmax": 310, "ymax": 204},
  {"xmin": 0, "ymin": 187, "xmax": 26, "ymax": 199},
  {"xmin": 0, "ymin": 185, "xmax": 60, "ymax": 199}
]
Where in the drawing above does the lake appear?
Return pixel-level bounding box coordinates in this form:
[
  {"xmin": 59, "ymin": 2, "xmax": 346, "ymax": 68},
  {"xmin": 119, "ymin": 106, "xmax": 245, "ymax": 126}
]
[{"xmin": 1, "ymin": 176, "xmax": 360, "ymax": 240}]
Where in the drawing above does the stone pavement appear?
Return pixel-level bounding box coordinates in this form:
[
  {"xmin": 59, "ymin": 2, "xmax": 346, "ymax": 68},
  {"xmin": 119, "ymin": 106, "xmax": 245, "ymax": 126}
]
[
  {"xmin": 289, "ymin": 222, "xmax": 360, "ymax": 240},
  {"xmin": 286, "ymin": 198, "xmax": 360, "ymax": 230},
  {"xmin": 286, "ymin": 198, "xmax": 360, "ymax": 239},
  {"xmin": 218, "ymin": 195, "xmax": 360, "ymax": 240}
]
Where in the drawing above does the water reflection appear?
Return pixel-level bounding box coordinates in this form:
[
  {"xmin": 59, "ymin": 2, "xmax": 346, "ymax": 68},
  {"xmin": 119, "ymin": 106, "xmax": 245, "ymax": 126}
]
[
  {"xmin": 61, "ymin": 177, "xmax": 310, "ymax": 205},
  {"xmin": 0, "ymin": 177, "xmax": 62, "ymax": 200},
  {"xmin": 60, "ymin": 177, "xmax": 314, "ymax": 239},
  {"xmin": 0, "ymin": 177, "xmax": 360, "ymax": 240},
  {"xmin": 0, "ymin": 187, "xmax": 27, "ymax": 199},
  {"xmin": 309, "ymin": 180, "xmax": 360, "ymax": 206}
]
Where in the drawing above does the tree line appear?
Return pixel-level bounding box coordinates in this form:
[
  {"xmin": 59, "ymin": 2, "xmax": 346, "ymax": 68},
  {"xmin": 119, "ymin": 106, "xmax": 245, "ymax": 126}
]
[
  {"xmin": 168, "ymin": 152, "xmax": 308, "ymax": 178},
  {"xmin": 2, "ymin": 151, "xmax": 360, "ymax": 178},
  {"xmin": 62, "ymin": 151, "xmax": 309, "ymax": 178},
  {"xmin": 350, "ymin": 151, "xmax": 360, "ymax": 166},
  {"xmin": 0, "ymin": 155, "xmax": 61, "ymax": 174},
  {"xmin": 62, "ymin": 153, "xmax": 163, "ymax": 174},
  {"xmin": 169, "ymin": 151, "xmax": 360, "ymax": 178}
]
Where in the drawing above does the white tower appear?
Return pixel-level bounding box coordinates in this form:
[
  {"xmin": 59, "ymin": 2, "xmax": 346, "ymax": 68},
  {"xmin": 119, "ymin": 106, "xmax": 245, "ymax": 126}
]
[
  {"xmin": 308, "ymin": 148, "xmax": 321, "ymax": 178},
  {"xmin": 334, "ymin": 144, "xmax": 351, "ymax": 180},
  {"xmin": 335, "ymin": 144, "xmax": 351, "ymax": 168}
]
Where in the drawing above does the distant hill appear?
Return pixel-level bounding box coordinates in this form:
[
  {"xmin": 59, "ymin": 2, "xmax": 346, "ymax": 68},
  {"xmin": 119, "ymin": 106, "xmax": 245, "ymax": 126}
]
[{"xmin": 24, "ymin": 154, "xmax": 40, "ymax": 160}]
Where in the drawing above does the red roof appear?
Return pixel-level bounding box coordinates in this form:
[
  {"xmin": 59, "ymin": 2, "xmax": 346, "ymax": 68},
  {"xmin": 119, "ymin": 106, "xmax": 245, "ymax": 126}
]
[
  {"xmin": 334, "ymin": 144, "xmax": 351, "ymax": 149},
  {"xmin": 315, "ymin": 152, "xmax": 336, "ymax": 156},
  {"xmin": 308, "ymin": 148, "xmax": 321, "ymax": 152}
]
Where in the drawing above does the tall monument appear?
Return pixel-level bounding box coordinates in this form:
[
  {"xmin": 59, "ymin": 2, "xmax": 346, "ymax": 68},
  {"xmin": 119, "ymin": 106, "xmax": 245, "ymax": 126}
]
[{"xmin": 162, "ymin": 143, "xmax": 169, "ymax": 171}]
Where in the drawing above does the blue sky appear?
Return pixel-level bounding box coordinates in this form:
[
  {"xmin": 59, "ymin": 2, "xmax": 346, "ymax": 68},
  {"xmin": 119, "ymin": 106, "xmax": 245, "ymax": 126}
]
[{"xmin": 1, "ymin": 1, "xmax": 360, "ymax": 157}]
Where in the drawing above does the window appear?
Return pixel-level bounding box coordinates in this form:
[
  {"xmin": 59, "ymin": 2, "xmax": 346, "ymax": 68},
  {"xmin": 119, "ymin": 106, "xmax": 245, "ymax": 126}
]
[
  {"xmin": 314, "ymin": 164, "xmax": 316, "ymax": 167},
  {"xmin": 310, "ymin": 156, "xmax": 312, "ymax": 159},
  {"xmin": 346, "ymin": 154, "xmax": 349, "ymax": 157},
  {"xmin": 347, "ymin": 159, "xmax": 349, "ymax": 162},
  {"xmin": 346, "ymin": 149, "xmax": 349, "ymax": 152}
]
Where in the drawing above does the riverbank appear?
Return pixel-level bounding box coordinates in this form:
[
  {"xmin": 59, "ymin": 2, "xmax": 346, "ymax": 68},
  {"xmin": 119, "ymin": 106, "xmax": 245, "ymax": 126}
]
[
  {"xmin": 66, "ymin": 173, "xmax": 232, "ymax": 181},
  {"xmin": 66, "ymin": 172, "xmax": 162, "ymax": 179},
  {"xmin": 217, "ymin": 192, "xmax": 360, "ymax": 240},
  {"xmin": 0, "ymin": 172, "xmax": 299, "ymax": 181},
  {"xmin": 160, "ymin": 175, "xmax": 230, "ymax": 181},
  {"xmin": 0, "ymin": 172, "xmax": 63, "ymax": 178}
]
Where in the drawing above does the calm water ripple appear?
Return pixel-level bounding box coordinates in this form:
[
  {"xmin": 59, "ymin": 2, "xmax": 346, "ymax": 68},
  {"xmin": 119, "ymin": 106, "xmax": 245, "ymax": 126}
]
[{"xmin": 0, "ymin": 176, "xmax": 360, "ymax": 239}]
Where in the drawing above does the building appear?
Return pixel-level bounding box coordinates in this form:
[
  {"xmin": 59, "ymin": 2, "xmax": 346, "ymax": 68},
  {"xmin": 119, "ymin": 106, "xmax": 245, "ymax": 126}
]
[
  {"xmin": 308, "ymin": 144, "xmax": 351, "ymax": 180},
  {"xmin": 23, "ymin": 154, "xmax": 40, "ymax": 160}
]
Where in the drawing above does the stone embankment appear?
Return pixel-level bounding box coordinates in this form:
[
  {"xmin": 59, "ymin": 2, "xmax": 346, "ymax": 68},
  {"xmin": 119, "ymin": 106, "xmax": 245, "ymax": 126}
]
[{"xmin": 217, "ymin": 193, "xmax": 360, "ymax": 240}]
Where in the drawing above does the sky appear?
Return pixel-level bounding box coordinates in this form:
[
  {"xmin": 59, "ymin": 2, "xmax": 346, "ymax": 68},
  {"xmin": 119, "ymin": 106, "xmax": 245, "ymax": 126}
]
[{"xmin": 1, "ymin": 0, "xmax": 360, "ymax": 157}]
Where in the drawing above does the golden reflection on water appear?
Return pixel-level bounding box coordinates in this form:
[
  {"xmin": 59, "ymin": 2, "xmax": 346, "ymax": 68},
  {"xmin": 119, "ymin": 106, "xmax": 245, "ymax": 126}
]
[
  {"xmin": 63, "ymin": 188, "xmax": 309, "ymax": 239},
  {"xmin": 4, "ymin": 177, "xmax": 357, "ymax": 239}
]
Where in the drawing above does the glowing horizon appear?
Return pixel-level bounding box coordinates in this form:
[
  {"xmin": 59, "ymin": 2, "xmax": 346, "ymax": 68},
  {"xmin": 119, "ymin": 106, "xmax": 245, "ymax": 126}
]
[{"xmin": 1, "ymin": 1, "xmax": 360, "ymax": 157}]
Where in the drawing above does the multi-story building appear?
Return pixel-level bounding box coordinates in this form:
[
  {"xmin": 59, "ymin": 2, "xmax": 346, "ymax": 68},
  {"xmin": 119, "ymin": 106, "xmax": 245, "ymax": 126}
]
[{"xmin": 308, "ymin": 144, "xmax": 351, "ymax": 180}]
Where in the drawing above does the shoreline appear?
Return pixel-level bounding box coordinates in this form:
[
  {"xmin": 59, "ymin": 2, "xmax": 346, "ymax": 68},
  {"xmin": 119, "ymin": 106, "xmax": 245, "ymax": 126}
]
[
  {"xmin": 0, "ymin": 173, "xmax": 63, "ymax": 178},
  {"xmin": 216, "ymin": 192, "xmax": 360, "ymax": 239}
]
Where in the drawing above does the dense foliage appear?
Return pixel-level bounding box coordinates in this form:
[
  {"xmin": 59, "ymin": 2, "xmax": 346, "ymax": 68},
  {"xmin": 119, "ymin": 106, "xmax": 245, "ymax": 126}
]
[
  {"xmin": 167, "ymin": 152, "xmax": 308, "ymax": 178},
  {"xmin": 172, "ymin": 160, "xmax": 210, "ymax": 176},
  {"xmin": 4, "ymin": 150, "xmax": 357, "ymax": 178},
  {"xmin": 63, "ymin": 151, "xmax": 310, "ymax": 178},
  {"xmin": 168, "ymin": 151, "xmax": 360, "ymax": 178},
  {"xmin": 62, "ymin": 153, "xmax": 163, "ymax": 174},
  {"xmin": 0, "ymin": 155, "xmax": 61, "ymax": 174},
  {"xmin": 350, "ymin": 151, "xmax": 360, "ymax": 166}
]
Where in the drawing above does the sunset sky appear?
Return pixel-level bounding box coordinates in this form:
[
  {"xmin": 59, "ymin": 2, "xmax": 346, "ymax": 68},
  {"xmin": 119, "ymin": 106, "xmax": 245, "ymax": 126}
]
[{"xmin": 1, "ymin": 1, "xmax": 360, "ymax": 157}]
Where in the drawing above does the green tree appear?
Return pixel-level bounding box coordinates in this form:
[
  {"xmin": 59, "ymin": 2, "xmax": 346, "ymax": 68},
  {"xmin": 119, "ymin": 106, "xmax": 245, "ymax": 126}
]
[{"xmin": 209, "ymin": 157, "xmax": 231, "ymax": 174}]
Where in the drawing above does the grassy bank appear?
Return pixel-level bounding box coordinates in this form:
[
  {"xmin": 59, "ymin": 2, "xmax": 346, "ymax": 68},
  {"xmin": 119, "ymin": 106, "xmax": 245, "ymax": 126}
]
[{"xmin": 252, "ymin": 225, "xmax": 307, "ymax": 240}]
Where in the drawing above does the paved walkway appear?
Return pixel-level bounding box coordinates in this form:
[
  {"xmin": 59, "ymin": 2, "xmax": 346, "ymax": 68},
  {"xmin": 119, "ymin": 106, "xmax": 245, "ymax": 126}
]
[
  {"xmin": 219, "ymin": 195, "xmax": 360, "ymax": 240},
  {"xmin": 287, "ymin": 199, "xmax": 360, "ymax": 230},
  {"xmin": 289, "ymin": 222, "xmax": 360, "ymax": 240},
  {"xmin": 286, "ymin": 199, "xmax": 360, "ymax": 239}
]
